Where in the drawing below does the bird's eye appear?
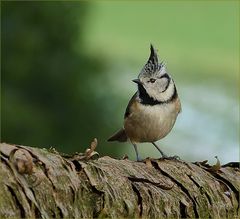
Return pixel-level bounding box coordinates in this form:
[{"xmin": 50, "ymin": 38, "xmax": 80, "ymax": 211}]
[{"xmin": 149, "ymin": 78, "xmax": 156, "ymax": 83}]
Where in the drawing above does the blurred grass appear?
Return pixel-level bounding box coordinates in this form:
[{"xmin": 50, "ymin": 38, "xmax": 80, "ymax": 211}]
[{"xmin": 83, "ymin": 1, "xmax": 238, "ymax": 87}]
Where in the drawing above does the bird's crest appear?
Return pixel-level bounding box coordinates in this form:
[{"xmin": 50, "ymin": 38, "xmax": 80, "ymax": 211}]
[{"xmin": 139, "ymin": 44, "xmax": 165, "ymax": 78}]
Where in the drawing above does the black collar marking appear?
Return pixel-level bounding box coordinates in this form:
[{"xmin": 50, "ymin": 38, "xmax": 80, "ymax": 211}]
[
  {"xmin": 138, "ymin": 83, "xmax": 177, "ymax": 106},
  {"xmin": 160, "ymin": 74, "xmax": 171, "ymax": 93}
]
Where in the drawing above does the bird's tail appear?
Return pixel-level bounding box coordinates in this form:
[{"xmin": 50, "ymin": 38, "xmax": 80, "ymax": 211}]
[{"xmin": 107, "ymin": 128, "xmax": 128, "ymax": 142}]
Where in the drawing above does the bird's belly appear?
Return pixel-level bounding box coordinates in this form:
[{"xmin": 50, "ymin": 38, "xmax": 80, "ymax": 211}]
[{"xmin": 124, "ymin": 103, "xmax": 178, "ymax": 143}]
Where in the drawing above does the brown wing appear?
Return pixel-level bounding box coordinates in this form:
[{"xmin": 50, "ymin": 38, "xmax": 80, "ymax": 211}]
[
  {"xmin": 108, "ymin": 92, "xmax": 138, "ymax": 142},
  {"xmin": 124, "ymin": 92, "xmax": 138, "ymax": 118}
]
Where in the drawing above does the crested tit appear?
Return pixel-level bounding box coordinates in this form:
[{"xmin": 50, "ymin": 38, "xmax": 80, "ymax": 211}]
[{"xmin": 108, "ymin": 45, "xmax": 181, "ymax": 161}]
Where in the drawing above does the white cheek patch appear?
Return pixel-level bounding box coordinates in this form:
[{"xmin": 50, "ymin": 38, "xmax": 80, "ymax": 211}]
[
  {"xmin": 159, "ymin": 80, "xmax": 175, "ymax": 100},
  {"xmin": 146, "ymin": 80, "xmax": 175, "ymax": 102},
  {"xmin": 158, "ymin": 78, "xmax": 169, "ymax": 92}
]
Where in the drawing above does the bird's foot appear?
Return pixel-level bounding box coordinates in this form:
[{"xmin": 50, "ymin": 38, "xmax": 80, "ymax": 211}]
[{"xmin": 161, "ymin": 154, "xmax": 180, "ymax": 160}]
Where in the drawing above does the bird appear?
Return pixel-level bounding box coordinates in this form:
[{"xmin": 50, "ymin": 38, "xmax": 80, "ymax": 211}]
[{"xmin": 108, "ymin": 44, "xmax": 181, "ymax": 161}]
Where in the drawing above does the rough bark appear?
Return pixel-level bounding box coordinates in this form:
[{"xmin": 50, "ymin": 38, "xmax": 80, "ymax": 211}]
[{"xmin": 0, "ymin": 142, "xmax": 239, "ymax": 218}]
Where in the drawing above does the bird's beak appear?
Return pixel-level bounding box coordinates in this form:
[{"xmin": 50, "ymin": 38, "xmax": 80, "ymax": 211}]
[{"xmin": 132, "ymin": 79, "xmax": 142, "ymax": 85}]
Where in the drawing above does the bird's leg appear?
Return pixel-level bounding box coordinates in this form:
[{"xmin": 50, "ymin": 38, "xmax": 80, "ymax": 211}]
[
  {"xmin": 152, "ymin": 142, "xmax": 168, "ymax": 158},
  {"xmin": 131, "ymin": 142, "xmax": 142, "ymax": 161},
  {"xmin": 152, "ymin": 142, "xmax": 180, "ymax": 160}
]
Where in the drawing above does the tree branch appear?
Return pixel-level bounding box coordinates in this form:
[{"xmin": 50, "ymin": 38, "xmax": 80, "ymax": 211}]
[{"xmin": 0, "ymin": 142, "xmax": 239, "ymax": 218}]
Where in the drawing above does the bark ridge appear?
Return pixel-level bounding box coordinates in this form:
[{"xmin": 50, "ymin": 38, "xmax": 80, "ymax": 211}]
[{"xmin": 0, "ymin": 143, "xmax": 239, "ymax": 218}]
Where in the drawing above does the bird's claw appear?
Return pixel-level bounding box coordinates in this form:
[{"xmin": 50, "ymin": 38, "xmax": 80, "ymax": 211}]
[{"xmin": 161, "ymin": 155, "xmax": 180, "ymax": 160}]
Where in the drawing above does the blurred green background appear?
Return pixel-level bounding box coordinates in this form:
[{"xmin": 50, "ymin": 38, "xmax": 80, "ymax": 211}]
[{"xmin": 1, "ymin": 1, "xmax": 239, "ymax": 164}]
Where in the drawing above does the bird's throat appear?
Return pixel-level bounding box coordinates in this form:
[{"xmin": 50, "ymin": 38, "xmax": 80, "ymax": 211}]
[{"xmin": 137, "ymin": 83, "xmax": 177, "ymax": 106}]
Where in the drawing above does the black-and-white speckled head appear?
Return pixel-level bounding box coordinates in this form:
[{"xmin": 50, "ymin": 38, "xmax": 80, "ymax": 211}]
[
  {"xmin": 135, "ymin": 45, "xmax": 176, "ymax": 103},
  {"xmin": 138, "ymin": 44, "xmax": 167, "ymax": 79}
]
